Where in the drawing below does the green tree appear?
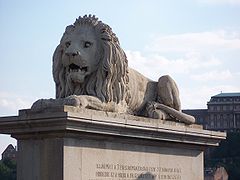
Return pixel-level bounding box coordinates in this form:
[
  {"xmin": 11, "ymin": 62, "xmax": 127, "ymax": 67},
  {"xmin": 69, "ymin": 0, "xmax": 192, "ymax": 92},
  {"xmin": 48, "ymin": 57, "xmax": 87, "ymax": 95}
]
[{"xmin": 0, "ymin": 158, "xmax": 16, "ymax": 180}]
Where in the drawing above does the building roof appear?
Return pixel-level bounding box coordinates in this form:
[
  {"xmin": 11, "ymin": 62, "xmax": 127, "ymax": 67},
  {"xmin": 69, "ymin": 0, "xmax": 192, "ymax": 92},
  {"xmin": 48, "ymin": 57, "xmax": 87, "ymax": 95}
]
[
  {"xmin": 2, "ymin": 144, "xmax": 15, "ymax": 155},
  {"xmin": 212, "ymin": 92, "xmax": 240, "ymax": 98}
]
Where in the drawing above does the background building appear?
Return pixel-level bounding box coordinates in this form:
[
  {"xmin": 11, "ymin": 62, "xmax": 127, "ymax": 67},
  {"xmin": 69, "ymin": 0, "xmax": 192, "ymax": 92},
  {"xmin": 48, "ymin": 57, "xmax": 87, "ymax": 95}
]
[
  {"xmin": 182, "ymin": 109, "xmax": 207, "ymax": 125},
  {"xmin": 183, "ymin": 92, "xmax": 240, "ymax": 132},
  {"xmin": 1, "ymin": 144, "xmax": 17, "ymax": 161},
  {"xmin": 206, "ymin": 93, "xmax": 240, "ymax": 131},
  {"xmin": 184, "ymin": 92, "xmax": 240, "ymax": 179}
]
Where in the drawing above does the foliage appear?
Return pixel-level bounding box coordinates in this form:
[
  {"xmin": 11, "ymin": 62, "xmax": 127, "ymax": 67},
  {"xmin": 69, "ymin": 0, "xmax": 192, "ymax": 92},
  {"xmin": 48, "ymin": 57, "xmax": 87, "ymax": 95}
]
[
  {"xmin": 0, "ymin": 158, "xmax": 16, "ymax": 180},
  {"xmin": 205, "ymin": 132, "xmax": 240, "ymax": 180}
]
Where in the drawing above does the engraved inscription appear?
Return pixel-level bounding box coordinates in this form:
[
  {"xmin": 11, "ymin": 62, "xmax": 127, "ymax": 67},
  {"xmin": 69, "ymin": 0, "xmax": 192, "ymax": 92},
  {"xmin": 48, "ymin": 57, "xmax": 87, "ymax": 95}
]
[{"xmin": 90, "ymin": 163, "xmax": 182, "ymax": 180}]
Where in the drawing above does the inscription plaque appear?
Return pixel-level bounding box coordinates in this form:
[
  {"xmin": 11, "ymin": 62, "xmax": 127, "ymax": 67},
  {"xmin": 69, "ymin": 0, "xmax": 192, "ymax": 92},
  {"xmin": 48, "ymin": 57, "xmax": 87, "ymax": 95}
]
[
  {"xmin": 94, "ymin": 163, "xmax": 182, "ymax": 179},
  {"xmin": 64, "ymin": 138, "xmax": 203, "ymax": 180}
]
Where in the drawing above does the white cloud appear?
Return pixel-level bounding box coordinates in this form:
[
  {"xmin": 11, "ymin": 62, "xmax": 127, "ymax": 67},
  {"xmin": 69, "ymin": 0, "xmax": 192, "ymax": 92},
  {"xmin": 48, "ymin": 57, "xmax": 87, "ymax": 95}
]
[
  {"xmin": 181, "ymin": 85, "xmax": 240, "ymax": 109},
  {"xmin": 146, "ymin": 30, "xmax": 240, "ymax": 53},
  {"xmin": 126, "ymin": 48, "xmax": 240, "ymax": 108},
  {"xmin": 0, "ymin": 92, "xmax": 34, "ymax": 116},
  {"xmin": 127, "ymin": 30, "xmax": 239, "ymax": 82},
  {"xmin": 126, "ymin": 50, "xmax": 221, "ymax": 79},
  {"xmin": 126, "ymin": 29, "xmax": 240, "ymax": 109},
  {"xmin": 190, "ymin": 70, "xmax": 233, "ymax": 81}
]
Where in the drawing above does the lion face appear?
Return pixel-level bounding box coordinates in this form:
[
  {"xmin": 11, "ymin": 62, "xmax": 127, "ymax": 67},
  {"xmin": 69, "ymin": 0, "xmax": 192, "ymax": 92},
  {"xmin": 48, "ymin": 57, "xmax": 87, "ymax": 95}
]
[
  {"xmin": 61, "ymin": 26, "xmax": 101, "ymax": 84},
  {"xmin": 53, "ymin": 15, "xmax": 129, "ymax": 103}
]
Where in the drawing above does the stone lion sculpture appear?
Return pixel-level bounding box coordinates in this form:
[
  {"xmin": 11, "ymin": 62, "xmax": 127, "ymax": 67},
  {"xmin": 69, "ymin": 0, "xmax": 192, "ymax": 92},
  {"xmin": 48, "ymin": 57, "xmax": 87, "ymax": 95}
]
[{"xmin": 32, "ymin": 15, "xmax": 195, "ymax": 124}]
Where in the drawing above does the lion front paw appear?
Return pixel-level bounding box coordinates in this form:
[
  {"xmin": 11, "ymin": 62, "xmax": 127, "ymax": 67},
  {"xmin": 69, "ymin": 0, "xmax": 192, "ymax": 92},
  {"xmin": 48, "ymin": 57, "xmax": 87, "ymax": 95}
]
[
  {"xmin": 63, "ymin": 95, "xmax": 88, "ymax": 108},
  {"xmin": 31, "ymin": 98, "xmax": 56, "ymax": 112},
  {"xmin": 31, "ymin": 96, "xmax": 90, "ymax": 112}
]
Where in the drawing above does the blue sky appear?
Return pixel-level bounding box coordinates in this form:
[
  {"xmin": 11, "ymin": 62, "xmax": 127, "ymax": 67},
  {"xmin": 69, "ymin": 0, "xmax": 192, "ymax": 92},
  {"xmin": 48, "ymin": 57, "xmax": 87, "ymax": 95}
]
[{"xmin": 0, "ymin": 0, "xmax": 240, "ymax": 154}]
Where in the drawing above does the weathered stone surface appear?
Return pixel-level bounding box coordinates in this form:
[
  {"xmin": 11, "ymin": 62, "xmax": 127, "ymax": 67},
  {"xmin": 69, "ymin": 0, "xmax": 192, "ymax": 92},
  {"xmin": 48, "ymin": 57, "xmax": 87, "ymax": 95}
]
[
  {"xmin": 0, "ymin": 106, "xmax": 226, "ymax": 180},
  {"xmin": 31, "ymin": 15, "xmax": 195, "ymax": 124}
]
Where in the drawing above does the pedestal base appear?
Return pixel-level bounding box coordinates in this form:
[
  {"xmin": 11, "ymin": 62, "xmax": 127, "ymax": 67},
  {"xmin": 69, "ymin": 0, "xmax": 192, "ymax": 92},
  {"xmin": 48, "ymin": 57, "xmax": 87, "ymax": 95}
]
[{"xmin": 0, "ymin": 106, "xmax": 226, "ymax": 180}]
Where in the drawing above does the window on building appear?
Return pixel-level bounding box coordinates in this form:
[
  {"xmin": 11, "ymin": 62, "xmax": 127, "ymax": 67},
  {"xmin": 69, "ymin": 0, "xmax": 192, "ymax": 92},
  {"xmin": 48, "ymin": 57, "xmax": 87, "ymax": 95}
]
[
  {"xmin": 236, "ymin": 120, "xmax": 240, "ymax": 127},
  {"xmin": 236, "ymin": 114, "xmax": 240, "ymax": 120},
  {"xmin": 224, "ymin": 120, "xmax": 228, "ymax": 127},
  {"xmin": 210, "ymin": 114, "xmax": 214, "ymax": 120},
  {"xmin": 223, "ymin": 114, "xmax": 227, "ymax": 119},
  {"xmin": 230, "ymin": 120, "xmax": 234, "ymax": 127},
  {"xmin": 237, "ymin": 105, "xmax": 240, "ymax": 110},
  {"xmin": 220, "ymin": 119, "xmax": 223, "ymax": 127},
  {"xmin": 211, "ymin": 120, "xmax": 214, "ymax": 127},
  {"xmin": 223, "ymin": 106, "xmax": 226, "ymax": 111},
  {"xmin": 217, "ymin": 120, "xmax": 220, "ymax": 127}
]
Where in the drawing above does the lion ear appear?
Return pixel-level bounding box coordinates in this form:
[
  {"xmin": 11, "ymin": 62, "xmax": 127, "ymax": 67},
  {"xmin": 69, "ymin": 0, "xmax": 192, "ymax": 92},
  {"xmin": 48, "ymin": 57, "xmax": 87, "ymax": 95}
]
[{"xmin": 52, "ymin": 44, "xmax": 64, "ymax": 98}]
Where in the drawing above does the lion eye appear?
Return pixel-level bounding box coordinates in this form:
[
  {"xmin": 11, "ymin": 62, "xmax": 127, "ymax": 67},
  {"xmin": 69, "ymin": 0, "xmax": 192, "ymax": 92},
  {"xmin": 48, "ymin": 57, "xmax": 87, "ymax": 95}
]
[
  {"xmin": 84, "ymin": 41, "xmax": 92, "ymax": 48},
  {"xmin": 65, "ymin": 41, "xmax": 71, "ymax": 48}
]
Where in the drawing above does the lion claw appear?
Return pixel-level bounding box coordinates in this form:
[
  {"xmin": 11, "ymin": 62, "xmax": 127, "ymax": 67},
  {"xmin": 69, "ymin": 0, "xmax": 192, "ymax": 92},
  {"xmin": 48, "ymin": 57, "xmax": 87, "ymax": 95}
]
[{"xmin": 64, "ymin": 95, "xmax": 81, "ymax": 107}]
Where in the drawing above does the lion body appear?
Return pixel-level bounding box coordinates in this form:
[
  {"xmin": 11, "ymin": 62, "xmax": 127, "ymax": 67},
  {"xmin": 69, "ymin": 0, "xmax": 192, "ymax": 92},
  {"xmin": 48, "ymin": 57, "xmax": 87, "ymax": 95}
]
[
  {"xmin": 127, "ymin": 68, "xmax": 157, "ymax": 114},
  {"xmin": 32, "ymin": 15, "xmax": 195, "ymax": 124}
]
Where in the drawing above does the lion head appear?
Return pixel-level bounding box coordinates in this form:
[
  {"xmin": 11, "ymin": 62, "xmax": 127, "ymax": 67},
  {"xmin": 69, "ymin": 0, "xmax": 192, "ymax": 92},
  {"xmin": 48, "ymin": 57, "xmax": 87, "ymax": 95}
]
[{"xmin": 53, "ymin": 15, "xmax": 130, "ymax": 104}]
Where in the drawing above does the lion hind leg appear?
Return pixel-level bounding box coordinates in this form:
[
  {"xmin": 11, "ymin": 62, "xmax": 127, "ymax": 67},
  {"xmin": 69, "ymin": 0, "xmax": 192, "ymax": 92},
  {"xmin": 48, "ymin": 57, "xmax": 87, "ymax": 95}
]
[
  {"xmin": 157, "ymin": 75, "xmax": 181, "ymax": 111},
  {"xmin": 145, "ymin": 102, "xmax": 171, "ymax": 120}
]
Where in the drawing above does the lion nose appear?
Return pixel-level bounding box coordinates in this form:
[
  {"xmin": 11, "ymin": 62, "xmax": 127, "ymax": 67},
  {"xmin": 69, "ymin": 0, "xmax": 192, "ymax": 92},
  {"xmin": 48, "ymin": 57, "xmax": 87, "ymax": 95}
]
[{"xmin": 65, "ymin": 51, "xmax": 80, "ymax": 57}]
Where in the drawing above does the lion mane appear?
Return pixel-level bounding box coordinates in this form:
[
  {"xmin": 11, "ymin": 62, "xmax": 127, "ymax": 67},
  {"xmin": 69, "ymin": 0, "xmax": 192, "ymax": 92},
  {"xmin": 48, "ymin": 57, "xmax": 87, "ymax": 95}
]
[{"xmin": 53, "ymin": 15, "xmax": 130, "ymax": 104}]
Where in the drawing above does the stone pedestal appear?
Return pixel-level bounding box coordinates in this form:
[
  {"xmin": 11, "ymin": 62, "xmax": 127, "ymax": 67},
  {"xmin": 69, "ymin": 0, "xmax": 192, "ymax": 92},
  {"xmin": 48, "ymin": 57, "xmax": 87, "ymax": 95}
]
[{"xmin": 0, "ymin": 106, "xmax": 226, "ymax": 180}]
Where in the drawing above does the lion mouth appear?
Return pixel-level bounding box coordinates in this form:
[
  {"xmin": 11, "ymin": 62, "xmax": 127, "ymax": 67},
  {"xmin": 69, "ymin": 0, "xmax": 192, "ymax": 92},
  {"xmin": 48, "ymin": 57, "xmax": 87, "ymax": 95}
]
[
  {"xmin": 68, "ymin": 63, "xmax": 88, "ymax": 73},
  {"xmin": 66, "ymin": 63, "xmax": 88, "ymax": 83}
]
